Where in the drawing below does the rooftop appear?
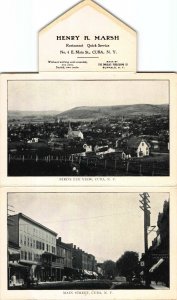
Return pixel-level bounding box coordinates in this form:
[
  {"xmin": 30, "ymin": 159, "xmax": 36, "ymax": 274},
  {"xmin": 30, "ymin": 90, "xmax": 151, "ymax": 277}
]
[{"xmin": 8, "ymin": 213, "xmax": 58, "ymax": 236}]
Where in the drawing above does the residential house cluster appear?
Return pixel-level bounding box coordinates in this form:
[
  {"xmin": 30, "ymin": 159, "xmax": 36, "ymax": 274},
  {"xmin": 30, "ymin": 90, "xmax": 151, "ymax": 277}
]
[{"xmin": 8, "ymin": 115, "xmax": 169, "ymax": 163}]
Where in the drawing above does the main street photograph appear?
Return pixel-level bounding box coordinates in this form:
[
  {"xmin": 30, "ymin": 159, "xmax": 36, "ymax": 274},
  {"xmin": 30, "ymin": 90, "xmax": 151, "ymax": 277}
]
[
  {"xmin": 7, "ymin": 192, "xmax": 169, "ymax": 290},
  {"xmin": 8, "ymin": 80, "xmax": 169, "ymax": 177}
]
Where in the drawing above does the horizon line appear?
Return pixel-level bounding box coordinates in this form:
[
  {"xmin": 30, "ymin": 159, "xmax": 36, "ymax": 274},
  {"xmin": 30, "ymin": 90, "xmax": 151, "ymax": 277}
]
[{"xmin": 8, "ymin": 103, "xmax": 169, "ymax": 112}]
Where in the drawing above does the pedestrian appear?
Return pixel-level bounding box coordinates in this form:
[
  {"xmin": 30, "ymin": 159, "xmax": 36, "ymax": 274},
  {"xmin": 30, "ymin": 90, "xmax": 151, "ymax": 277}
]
[{"xmin": 11, "ymin": 274, "xmax": 16, "ymax": 287}]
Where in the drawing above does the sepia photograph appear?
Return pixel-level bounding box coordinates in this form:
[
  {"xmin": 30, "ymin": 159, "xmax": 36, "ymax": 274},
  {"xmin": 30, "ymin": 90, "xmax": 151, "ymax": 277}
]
[
  {"xmin": 7, "ymin": 192, "xmax": 169, "ymax": 291},
  {"xmin": 8, "ymin": 79, "xmax": 169, "ymax": 177}
]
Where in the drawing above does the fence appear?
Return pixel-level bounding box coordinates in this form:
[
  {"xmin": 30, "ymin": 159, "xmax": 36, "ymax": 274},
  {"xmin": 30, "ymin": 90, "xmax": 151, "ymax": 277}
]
[{"xmin": 8, "ymin": 153, "xmax": 169, "ymax": 176}]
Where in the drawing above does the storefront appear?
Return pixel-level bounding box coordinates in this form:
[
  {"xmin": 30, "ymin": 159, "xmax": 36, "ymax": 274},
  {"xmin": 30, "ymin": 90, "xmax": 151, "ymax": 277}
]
[
  {"xmin": 8, "ymin": 244, "xmax": 29, "ymax": 287},
  {"xmin": 149, "ymin": 257, "xmax": 169, "ymax": 286},
  {"xmin": 8, "ymin": 262, "xmax": 29, "ymax": 287},
  {"xmin": 42, "ymin": 252, "xmax": 64, "ymax": 281}
]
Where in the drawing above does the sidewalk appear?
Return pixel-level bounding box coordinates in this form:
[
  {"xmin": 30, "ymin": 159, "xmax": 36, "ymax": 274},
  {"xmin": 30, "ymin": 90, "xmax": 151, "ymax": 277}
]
[{"xmin": 150, "ymin": 281, "xmax": 169, "ymax": 290}]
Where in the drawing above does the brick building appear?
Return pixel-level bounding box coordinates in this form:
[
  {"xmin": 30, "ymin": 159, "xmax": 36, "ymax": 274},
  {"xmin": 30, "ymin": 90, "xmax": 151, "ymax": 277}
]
[
  {"xmin": 72, "ymin": 246, "xmax": 97, "ymax": 278},
  {"xmin": 56, "ymin": 237, "xmax": 73, "ymax": 278}
]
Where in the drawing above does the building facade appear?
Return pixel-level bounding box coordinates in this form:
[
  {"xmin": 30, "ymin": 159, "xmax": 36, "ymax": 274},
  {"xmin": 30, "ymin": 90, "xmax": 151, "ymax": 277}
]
[
  {"xmin": 8, "ymin": 213, "xmax": 98, "ymax": 285},
  {"xmin": 126, "ymin": 137, "xmax": 150, "ymax": 157},
  {"xmin": 140, "ymin": 200, "xmax": 169, "ymax": 287},
  {"xmin": 56, "ymin": 238, "xmax": 73, "ymax": 279},
  {"xmin": 72, "ymin": 246, "xmax": 97, "ymax": 278},
  {"xmin": 8, "ymin": 213, "xmax": 60, "ymax": 283}
]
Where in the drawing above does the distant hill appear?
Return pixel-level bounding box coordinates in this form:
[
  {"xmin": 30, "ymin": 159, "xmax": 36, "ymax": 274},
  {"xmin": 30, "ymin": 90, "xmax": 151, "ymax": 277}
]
[
  {"xmin": 8, "ymin": 111, "xmax": 61, "ymax": 123},
  {"xmin": 57, "ymin": 104, "xmax": 169, "ymax": 120},
  {"xmin": 8, "ymin": 111, "xmax": 61, "ymax": 118}
]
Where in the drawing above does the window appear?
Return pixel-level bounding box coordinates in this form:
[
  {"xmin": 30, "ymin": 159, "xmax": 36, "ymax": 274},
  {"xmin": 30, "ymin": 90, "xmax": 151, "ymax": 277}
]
[
  {"xmin": 24, "ymin": 251, "xmax": 27, "ymax": 260},
  {"xmin": 46, "ymin": 244, "xmax": 49, "ymax": 252},
  {"xmin": 21, "ymin": 250, "xmax": 24, "ymax": 260},
  {"xmin": 24, "ymin": 236, "xmax": 26, "ymax": 246},
  {"xmin": 30, "ymin": 237, "xmax": 32, "ymax": 247},
  {"xmin": 142, "ymin": 142, "xmax": 144, "ymax": 146},
  {"xmin": 20, "ymin": 234, "xmax": 23, "ymax": 245},
  {"xmin": 33, "ymin": 239, "xmax": 35, "ymax": 248},
  {"xmin": 27, "ymin": 237, "xmax": 29, "ymax": 247},
  {"xmin": 30, "ymin": 252, "xmax": 32, "ymax": 260}
]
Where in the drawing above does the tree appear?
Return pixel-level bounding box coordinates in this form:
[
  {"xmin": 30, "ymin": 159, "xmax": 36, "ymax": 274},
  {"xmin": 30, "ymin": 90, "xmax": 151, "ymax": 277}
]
[
  {"xmin": 116, "ymin": 251, "xmax": 139, "ymax": 279},
  {"xmin": 102, "ymin": 260, "xmax": 116, "ymax": 279}
]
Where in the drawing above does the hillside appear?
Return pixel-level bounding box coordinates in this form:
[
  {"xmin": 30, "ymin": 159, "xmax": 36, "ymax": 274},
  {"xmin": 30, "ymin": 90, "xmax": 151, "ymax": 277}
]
[
  {"xmin": 8, "ymin": 110, "xmax": 61, "ymax": 123},
  {"xmin": 57, "ymin": 104, "xmax": 169, "ymax": 120}
]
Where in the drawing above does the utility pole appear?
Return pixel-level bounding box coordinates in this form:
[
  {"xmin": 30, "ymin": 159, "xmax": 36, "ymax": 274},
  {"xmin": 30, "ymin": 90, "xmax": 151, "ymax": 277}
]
[{"xmin": 139, "ymin": 192, "xmax": 151, "ymax": 287}]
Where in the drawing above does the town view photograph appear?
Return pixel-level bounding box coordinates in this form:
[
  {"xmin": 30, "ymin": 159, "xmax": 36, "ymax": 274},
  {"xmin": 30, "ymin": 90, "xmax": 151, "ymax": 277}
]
[
  {"xmin": 8, "ymin": 80, "xmax": 169, "ymax": 176},
  {"xmin": 7, "ymin": 192, "xmax": 169, "ymax": 290}
]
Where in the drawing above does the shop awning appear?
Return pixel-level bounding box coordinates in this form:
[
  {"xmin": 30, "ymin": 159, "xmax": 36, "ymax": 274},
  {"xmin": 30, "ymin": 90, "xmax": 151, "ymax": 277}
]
[
  {"xmin": 42, "ymin": 251, "xmax": 60, "ymax": 259},
  {"xmin": 83, "ymin": 270, "xmax": 93, "ymax": 276},
  {"xmin": 9, "ymin": 262, "xmax": 29, "ymax": 269},
  {"xmin": 87, "ymin": 271, "xmax": 93, "ymax": 276},
  {"xmin": 149, "ymin": 258, "xmax": 164, "ymax": 273},
  {"xmin": 8, "ymin": 248, "xmax": 20, "ymax": 255},
  {"xmin": 8, "ymin": 248, "xmax": 20, "ymax": 261},
  {"xmin": 20, "ymin": 259, "xmax": 38, "ymax": 265}
]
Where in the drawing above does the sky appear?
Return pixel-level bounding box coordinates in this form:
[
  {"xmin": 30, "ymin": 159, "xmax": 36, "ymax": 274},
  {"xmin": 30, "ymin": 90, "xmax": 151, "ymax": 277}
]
[
  {"xmin": 8, "ymin": 80, "xmax": 169, "ymax": 112},
  {"xmin": 8, "ymin": 192, "xmax": 169, "ymax": 263}
]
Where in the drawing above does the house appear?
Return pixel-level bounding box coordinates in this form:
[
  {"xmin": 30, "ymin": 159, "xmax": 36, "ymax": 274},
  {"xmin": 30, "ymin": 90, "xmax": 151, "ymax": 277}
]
[
  {"xmin": 115, "ymin": 149, "xmax": 131, "ymax": 160},
  {"xmin": 27, "ymin": 137, "xmax": 39, "ymax": 143},
  {"xmin": 149, "ymin": 140, "xmax": 160, "ymax": 152},
  {"xmin": 94, "ymin": 145, "xmax": 115, "ymax": 157},
  {"xmin": 126, "ymin": 136, "xmax": 150, "ymax": 158}
]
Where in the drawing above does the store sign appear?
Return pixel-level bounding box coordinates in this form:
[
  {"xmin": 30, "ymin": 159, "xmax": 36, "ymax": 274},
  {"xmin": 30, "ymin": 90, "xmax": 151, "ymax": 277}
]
[
  {"xmin": 140, "ymin": 261, "xmax": 145, "ymax": 267},
  {"xmin": 151, "ymin": 254, "xmax": 169, "ymax": 260},
  {"xmin": 39, "ymin": 0, "xmax": 136, "ymax": 72}
]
